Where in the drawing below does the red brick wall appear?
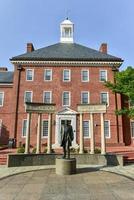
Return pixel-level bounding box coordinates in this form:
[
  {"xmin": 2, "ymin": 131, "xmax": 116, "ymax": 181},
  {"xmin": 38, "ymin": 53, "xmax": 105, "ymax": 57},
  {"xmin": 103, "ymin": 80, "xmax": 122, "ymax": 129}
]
[
  {"xmin": 0, "ymin": 86, "xmax": 14, "ymax": 144},
  {"xmin": 13, "ymin": 64, "xmax": 124, "ymax": 148}
]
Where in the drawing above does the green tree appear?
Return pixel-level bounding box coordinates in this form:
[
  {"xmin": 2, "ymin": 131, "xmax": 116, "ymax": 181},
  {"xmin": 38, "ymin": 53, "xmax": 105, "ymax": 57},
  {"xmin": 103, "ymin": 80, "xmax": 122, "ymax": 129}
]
[{"xmin": 105, "ymin": 66, "xmax": 134, "ymax": 119}]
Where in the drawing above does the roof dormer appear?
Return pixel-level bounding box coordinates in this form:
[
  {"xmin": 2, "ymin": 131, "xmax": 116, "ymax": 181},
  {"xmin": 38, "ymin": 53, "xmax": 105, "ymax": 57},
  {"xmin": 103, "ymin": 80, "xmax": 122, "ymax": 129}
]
[{"xmin": 60, "ymin": 18, "xmax": 74, "ymax": 43}]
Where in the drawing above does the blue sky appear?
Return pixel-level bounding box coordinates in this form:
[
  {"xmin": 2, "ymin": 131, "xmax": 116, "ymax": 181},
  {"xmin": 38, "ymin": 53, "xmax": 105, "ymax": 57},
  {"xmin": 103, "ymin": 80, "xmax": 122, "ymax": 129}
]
[{"xmin": 0, "ymin": 0, "xmax": 133, "ymax": 70}]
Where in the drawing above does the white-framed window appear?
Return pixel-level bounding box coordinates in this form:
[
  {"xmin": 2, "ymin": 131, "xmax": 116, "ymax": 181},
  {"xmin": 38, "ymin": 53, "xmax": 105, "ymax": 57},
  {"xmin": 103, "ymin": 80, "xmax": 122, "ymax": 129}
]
[
  {"xmin": 44, "ymin": 69, "xmax": 52, "ymax": 81},
  {"xmin": 42, "ymin": 120, "xmax": 48, "ymax": 137},
  {"xmin": 26, "ymin": 69, "xmax": 34, "ymax": 81},
  {"xmin": 62, "ymin": 91, "xmax": 70, "ymax": 106},
  {"xmin": 63, "ymin": 69, "xmax": 71, "ymax": 82},
  {"xmin": 22, "ymin": 119, "xmax": 27, "ymax": 137},
  {"xmin": 100, "ymin": 92, "xmax": 109, "ymax": 106},
  {"xmin": 99, "ymin": 70, "xmax": 107, "ymax": 82},
  {"xmin": 81, "ymin": 70, "xmax": 89, "ymax": 82},
  {"xmin": 81, "ymin": 92, "xmax": 89, "ymax": 104},
  {"xmin": 24, "ymin": 91, "xmax": 33, "ymax": 103},
  {"xmin": 83, "ymin": 120, "xmax": 90, "ymax": 138},
  {"xmin": 43, "ymin": 91, "xmax": 52, "ymax": 103},
  {"xmin": 0, "ymin": 119, "xmax": 2, "ymax": 137},
  {"xmin": 0, "ymin": 92, "xmax": 4, "ymax": 107},
  {"xmin": 104, "ymin": 120, "xmax": 110, "ymax": 138},
  {"xmin": 131, "ymin": 121, "xmax": 134, "ymax": 138}
]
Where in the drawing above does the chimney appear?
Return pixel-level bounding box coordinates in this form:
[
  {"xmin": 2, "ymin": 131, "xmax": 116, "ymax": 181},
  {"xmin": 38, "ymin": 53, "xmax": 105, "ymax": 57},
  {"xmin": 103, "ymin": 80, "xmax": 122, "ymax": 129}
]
[
  {"xmin": 27, "ymin": 43, "xmax": 34, "ymax": 53},
  {"xmin": 0, "ymin": 67, "xmax": 8, "ymax": 72},
  {"xmin": 99, "ymin": 43, "xmax": 107, "ymax": 54}
]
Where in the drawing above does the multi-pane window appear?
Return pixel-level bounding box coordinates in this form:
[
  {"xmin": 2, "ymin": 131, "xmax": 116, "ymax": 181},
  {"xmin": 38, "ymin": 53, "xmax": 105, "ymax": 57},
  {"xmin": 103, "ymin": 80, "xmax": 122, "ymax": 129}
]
[
  {"xmin": 81, "ymin": 92, "xmax": 89, "ymax": 104},
  {"xmin": 83, "ymin": 121, "xmax": 90, "ymax": 138},
  {"xmin": 63, "ymin": 69, "xmax": 71, "ymax": 81},
  {"xmin": 26, "ymin": 69, "xmax": 34, "ymax": 81},
  {"xmin": 131, "ymin": 122, "xmax": 134, "ymax": 138},
  {"xmin": 42, "ymin": 120, "xmax": 48, "ymax": 137},
  {"xmin": 63, "ymin": 92, "xmax": 70, "ymax": 106},
  {"xmin": 104, "ymin": 120, "xmax": 110, "ymax": 138},
  {"xmin": 22, "ymin": 119, "xmax": 27, "ymax": 137},
  {"xmin": 0, "ymin": 92, "xmax": 4, "ymax": 106},
  {"xmin": 44, "ymin": 69, "xmax": 52, "ymax": 81},
  {"xmin": 81, "ymin": 70, "xmax": 89, "ymax": 82},
  {"xmin": 100, "ymin": 70, "xmax": 107, "ymax": 81},
  {"xmin": 24, "ymin": 91, "xmax": 32, "ymax": 103},
  {"xmin": 100, "ymin": 92, "xmax": 109, "ymax": 105},
  {"xmin": 43, "ymin": 91, "xmax": 52, "ymax": 103}
]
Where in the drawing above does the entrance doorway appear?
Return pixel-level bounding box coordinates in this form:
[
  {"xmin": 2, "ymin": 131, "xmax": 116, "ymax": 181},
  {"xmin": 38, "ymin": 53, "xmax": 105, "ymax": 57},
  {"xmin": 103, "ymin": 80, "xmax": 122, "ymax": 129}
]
[{"xmin": 61, "ymin": 120, "xmax": 71, "ymax": 126}]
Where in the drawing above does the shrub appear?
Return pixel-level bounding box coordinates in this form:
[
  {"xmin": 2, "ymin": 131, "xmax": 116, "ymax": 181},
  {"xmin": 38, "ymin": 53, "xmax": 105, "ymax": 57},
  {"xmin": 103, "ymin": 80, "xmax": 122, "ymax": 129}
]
[
  {"xmin": 94, "ymin": 148, "xmax": 101, "ymax": 154},
  {"xmin": 32, "ymin": 147, "xmax": 36, "ymax": 154},
  {"xmin": 17, "ymin": 146, "xmax": 25, "ymax": 153}
]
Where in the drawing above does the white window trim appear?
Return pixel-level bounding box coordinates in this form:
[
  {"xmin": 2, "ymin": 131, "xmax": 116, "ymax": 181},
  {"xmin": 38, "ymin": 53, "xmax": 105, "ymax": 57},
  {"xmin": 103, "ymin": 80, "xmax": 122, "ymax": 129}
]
[
  {"xmin": 44, "ymin": 69, "xmax": 52, "ymax": 81},
  {"xmin": 104, "ymin": 120, "xmax": 111, "ymax": 139},
  {"xmin": 26, "ymin": 69, "xmax": 34, "ymax": 81},
  {"xmin": 83, "ymin": 120, "xmax": 90, "ymax": 138},
  {"xmin": 130, "ymin": 121, "xmax": 134, "ymax": 138},
  {"xmin": 43, "ymin": 91, "xmax": 52, "ymax": 103},
  {"xmin": 22, "ymin": 119, "xmax": 27, "ymax": 138},
  {"xmin": 81, "ymin": 91, "xmax": 90, "ymax": 104},
  {"xmin": 62, "ymin": 91, "xmax": 71, "ymax": 107},
  {"xmin": 100, "ymin": 92, "xmax": 109, "ymax": 107},
  {"xmin": 99, "ymin": 70, "xmax": 107, "ymax": 82},
  {"xmin": 81, "ymin": 69, "xmax": 89, "ymax": 82},
  {"xmin": 0, "ymin": 92, "xmax": 4, "ymax": 107},
  {"xmin": 63, "ymin": 69, "xmax": 71, "ymax": 82},
  {"xmin": 24, "ymin": 91, "xmax": 33, "ymax": 103},
  {"xmin": 0, "ymin": 119, "xmax": 2, "ymax": 137},
  {"xmin": 42, "ymin": 120, "xmax": 48, "ymax": 138}
]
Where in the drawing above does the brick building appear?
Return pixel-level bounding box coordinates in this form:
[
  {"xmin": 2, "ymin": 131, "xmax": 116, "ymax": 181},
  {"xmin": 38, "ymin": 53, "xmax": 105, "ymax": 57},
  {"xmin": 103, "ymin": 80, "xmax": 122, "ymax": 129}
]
[{"xmin": 0, "ymin": 18, "xmax": 133, "ymax": 152}]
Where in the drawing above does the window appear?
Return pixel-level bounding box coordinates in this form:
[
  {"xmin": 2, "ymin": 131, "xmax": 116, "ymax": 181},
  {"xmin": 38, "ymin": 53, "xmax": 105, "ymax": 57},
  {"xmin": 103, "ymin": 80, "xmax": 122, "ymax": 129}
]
[
  {"xmin": 63, "ymin": 91, "xmax": 70, "ymax": 106},
  {"xmin": 104, "ymin": 120, "xmax": 110, "ymax": 138},
  {"xmin": 100, "ymin": 70, "xmax": 107, "ymax": 81},
  {"xmin": 44, "ymin": 69, "xmax": 52, "ymax": 81},
  {"xmin": 0, "ymin": 119, "xmax": 2, "ymax": 137},
  {"xmin": 26, "ymin": 69, "xmax": 34, "ymax": 81},
  {"xmin": 63, "ymin": 27, "xmax": 72, "ymax": 38},
  {"xmin": 43, "ymin": 91, "xmax": 52, "ymax": 103},
  {"xmin": 100, "ymin": 92, "xmax": 109, "ymax": 105},
  {"xmin": 83, "ymin": 121, "xmax": 90, "ymax": 138},
  {"xmin": 131, "ymin": 122, "xmax": 134, "ymax": 138},
  {"xmin": 81, "ymin": 92, "xmax": 89, "ymax": 104},
  {"xmin": 63, "ymin": 69, "xmax": 71, "ymax": 82},
  {"xmin": 24, "ymin": 91, "xmax": 32, "ymax": 103},
  {"xmin": 0, "ymin": 92, "xmax": 4, "ymax": 107},
  {"xmin": 22, "ymin": 119, "xmax": 27, "ymax": 137},
  {"xmin": 81, "ymin": 70, "xmax": 89, "ymax": 82},
  {"xmin": 42, "ymin": 120, "xmax": 48, "ymax": 137}
]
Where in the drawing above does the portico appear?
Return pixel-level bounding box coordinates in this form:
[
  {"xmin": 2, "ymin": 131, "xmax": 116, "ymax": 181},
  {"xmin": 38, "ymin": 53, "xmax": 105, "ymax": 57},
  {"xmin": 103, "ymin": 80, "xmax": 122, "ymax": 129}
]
[
  {"xmin": 78, "ymin": 104, "xmax": 107, "ymax": 154},
  {"xmin": 25, "ymin": 102, "xmax": 55, "ymax": 154}
]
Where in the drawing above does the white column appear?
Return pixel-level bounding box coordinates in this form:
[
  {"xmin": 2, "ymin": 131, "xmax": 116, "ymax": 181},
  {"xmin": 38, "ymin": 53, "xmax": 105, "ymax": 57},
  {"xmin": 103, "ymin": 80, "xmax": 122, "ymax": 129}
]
[
  {"xmin": 101, "ymin": 113, "xmax": 106, "ymax": 154},
  {"xmin": 79, "ymin": 113, "xmax": 84, "ymax": 154},
  {"xmin": 90, "ymin": 113, "xmax": 95, "ymax": 154},
  {"xmin": 36, "ymin": 113, "xmax": 42, "ymax": 154},
  {"xmin": 25, "ymin": 113, "xmax": 31, "ymax": 154},
  {"xmin": 47, "ymin": 113, "xmax": 52, "ymax": 154}
]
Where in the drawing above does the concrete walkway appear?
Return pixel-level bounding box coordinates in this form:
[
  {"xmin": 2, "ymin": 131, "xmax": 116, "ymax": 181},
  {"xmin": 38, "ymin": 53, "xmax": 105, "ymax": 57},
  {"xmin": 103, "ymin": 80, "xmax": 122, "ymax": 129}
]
[
  {"xmin": 0, "ymin": 164, "xmax": 134, "ymax": 180},
  {"xmin": 0, "ymin": 166, "xmax": 134, "ymax": 200}
]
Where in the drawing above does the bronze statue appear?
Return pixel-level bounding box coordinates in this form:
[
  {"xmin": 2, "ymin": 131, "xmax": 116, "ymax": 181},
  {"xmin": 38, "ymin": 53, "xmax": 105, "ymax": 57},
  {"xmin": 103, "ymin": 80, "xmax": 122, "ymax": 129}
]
[{"xmin": 61, "ymin": 121, "xmax": 74, "ymax": 159}]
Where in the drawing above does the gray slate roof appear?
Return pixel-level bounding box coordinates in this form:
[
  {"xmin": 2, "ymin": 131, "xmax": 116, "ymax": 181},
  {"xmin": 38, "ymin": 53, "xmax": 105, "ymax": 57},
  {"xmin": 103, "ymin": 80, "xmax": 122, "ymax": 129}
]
[
  {"xmin": 0, "ymin": 72, "xmax": 14, "ymax": 83},
  {"xmin": 10, "ymin": 43, "xmax": 123, "ymax": 62}
]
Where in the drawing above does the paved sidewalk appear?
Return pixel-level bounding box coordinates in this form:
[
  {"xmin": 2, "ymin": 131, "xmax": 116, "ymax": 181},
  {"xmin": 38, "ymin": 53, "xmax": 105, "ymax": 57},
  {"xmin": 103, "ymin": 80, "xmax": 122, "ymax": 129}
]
[{"xmin": 0, "ymin": 164, "xmax": 134, "ymax": 180}]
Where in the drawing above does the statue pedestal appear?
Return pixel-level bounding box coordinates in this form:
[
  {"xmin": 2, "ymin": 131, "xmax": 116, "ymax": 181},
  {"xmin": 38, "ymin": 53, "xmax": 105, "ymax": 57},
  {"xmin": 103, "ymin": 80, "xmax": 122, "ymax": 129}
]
[{"xmin": 56, "ymin": 158, "xmax": 76, "ymax": 175}]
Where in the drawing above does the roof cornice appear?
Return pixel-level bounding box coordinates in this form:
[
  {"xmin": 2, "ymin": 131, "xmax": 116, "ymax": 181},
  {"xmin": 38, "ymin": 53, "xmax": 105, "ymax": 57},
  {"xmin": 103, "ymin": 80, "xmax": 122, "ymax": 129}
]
[{"xmin": 10, "ymin": 60, "xmax": 123, "ymax": 67}]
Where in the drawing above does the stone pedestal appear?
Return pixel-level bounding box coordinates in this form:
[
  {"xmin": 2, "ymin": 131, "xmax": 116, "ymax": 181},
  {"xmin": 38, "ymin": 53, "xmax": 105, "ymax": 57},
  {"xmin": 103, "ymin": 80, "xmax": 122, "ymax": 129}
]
[{"xmin": 56, "ymin": 158, "xmax": 76, "ymax": 175}]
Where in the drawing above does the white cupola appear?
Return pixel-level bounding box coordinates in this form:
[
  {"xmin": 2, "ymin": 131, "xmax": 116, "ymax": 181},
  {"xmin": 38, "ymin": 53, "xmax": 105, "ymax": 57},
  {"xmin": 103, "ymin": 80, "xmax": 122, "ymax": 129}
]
[{"xmin": 60, "ymin": 18, "xmax": 74, "ymax": 43}]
